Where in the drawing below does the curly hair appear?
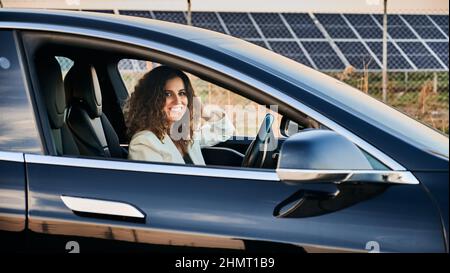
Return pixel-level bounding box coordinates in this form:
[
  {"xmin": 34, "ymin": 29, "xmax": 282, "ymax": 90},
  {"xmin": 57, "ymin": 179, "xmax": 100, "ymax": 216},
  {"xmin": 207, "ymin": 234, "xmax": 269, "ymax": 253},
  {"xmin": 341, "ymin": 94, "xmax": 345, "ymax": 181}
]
[{"xmin": 124, "ymin": 66, "xmax": 195, "ymax": 155}]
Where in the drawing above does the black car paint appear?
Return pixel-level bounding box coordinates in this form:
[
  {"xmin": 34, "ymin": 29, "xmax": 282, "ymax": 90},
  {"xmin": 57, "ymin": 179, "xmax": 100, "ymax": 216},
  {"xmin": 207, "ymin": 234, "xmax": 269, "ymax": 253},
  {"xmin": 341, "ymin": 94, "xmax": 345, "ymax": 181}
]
[
  {"xmin": 25, "ymin": 160, "xmax": 445, "ymax": 252},
  {"xmin": 0, "ymin": 10, "xmax": 448, "ymax": 252}
]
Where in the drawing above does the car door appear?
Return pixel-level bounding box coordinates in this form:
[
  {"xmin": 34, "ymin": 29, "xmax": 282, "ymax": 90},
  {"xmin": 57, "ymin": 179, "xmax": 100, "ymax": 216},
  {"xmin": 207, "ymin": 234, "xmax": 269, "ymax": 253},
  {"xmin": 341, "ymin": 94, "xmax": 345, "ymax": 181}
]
[
  {"xmin": 24, "ymin": 153, "xmax": 446, "ymax": 253},
  {"xmin": 0, "ymin": 30, "xmax": 43, "ymax": 252},
  {"xmin": 20, "ymin": 30, "xmax": 446, "ymax": 253}
]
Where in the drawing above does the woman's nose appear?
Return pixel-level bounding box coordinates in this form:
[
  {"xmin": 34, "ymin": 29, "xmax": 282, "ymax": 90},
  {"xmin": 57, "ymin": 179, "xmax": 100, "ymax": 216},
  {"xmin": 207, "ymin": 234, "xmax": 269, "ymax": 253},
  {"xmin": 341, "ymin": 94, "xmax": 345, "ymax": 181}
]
[
  {"xmin": 173, "ymin": 94, "xmax": 182, "ymax": 104},
  {"xmin": 173, "ymin": 94, "xmax": 186, "ymax": 105}
]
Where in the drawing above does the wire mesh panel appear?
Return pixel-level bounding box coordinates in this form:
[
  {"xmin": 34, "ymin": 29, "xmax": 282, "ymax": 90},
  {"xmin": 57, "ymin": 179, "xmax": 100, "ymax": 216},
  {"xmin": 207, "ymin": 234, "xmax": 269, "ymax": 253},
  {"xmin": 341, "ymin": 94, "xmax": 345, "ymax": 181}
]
[
  {"xmin": 366, "ymin": 42, "xmax": 413, "ymax": 70},
  {"xmin": 315, "ymin": 13, "xmax": 357, "ymax": 39},
  {"xmin": 343, "ymin": 14, "xmax": 383, "ymax": 39},
  {"xmin": 82, "ymin": 10, "xmax": 115, "ymax": 14},
  {"xmin": 372, "ymin": 15, "xmax": 417, "ymax": 39},
  {"xmin": 191, "ymin": 12, "xmax": 225, "ymax": 33},
  {"xmin": 427, "ymin": 42, "xmax": 449, "ymax": 67},
  {"xmin": 429, "ymin": 15, "xmax": 449, "ymax": 35},
  {"xmin": 269, "ymin": 41, "xmax": 313, "ymax": 67},
  {"xmin": 282, "ymin": 13, "xmax": 324, "ymax": 39},
  {"xmin": 218, "ymin": 12, "xmax": 262, "ymax": 39},
  {"xmin": 251, "ymin": 13, "xmax": 293, "ymax": 39},
  {"xmin": 153, "ymin": 11, "xmax": 186, "ymax": 24},
  {"xmin": 335, "ymin": 42, "xmax": 381, "ymax": 70},
  {"xmin": 302, "ymin": 41, "xmax": 345, "ymax": 70},
  {"xmin": 247, "ymin": 40, "xmax": 269, "ymax": 49},
  {"xmin": 118, "ymin": 10, "xmax": 153, "ymax": 19},
  {"xmin": 397, "ymin": 42, "xmax": 444, "ymax": 70},
  {"xmin": 55, "ymin": 56, "xmax": 74, "ymax": 79},
  {"xmin": 402, "ymin": 15, "xmax": 447, "ymax": 40}
]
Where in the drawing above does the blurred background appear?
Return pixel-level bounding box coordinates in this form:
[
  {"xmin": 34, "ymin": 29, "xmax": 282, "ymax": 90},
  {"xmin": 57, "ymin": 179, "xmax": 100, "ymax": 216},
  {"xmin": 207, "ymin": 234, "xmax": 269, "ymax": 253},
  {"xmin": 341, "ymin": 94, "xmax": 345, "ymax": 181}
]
[{"xmin": 2, "ymin": 0, "xmax": 448, "ymax": 134}]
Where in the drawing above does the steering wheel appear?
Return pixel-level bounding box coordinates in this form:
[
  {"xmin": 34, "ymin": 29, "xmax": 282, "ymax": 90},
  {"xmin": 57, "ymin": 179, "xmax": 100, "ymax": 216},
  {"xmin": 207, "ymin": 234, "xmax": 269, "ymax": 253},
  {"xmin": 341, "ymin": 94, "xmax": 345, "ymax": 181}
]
[{"xmin": 241, "ymin": 113, "xmax": 275, "ymax": 168}]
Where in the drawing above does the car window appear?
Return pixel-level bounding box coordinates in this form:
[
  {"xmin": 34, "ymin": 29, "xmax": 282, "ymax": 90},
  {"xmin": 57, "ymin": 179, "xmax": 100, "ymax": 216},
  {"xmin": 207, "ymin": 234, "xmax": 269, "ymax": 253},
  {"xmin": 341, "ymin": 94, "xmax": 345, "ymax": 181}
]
[
  {"xmin": 117, "ymin": 58, "xmax": 389, "ymax": 170},
  {"xmin": 0, "ymin": 31, "xmax": 42, "ymax": 154},
  {"xmin": 118, "ymin": 58, "xmax": 284, "ymax": 138},
  {"xmin": 55, "ymin": 56, "xmax": 74, "ymax": 79}
]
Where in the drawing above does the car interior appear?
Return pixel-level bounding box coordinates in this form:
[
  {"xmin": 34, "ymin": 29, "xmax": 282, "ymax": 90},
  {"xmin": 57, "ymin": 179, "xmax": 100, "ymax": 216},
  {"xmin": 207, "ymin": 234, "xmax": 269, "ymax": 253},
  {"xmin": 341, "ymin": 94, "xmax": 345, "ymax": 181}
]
[{"xmin": 21, "ymin": 30, "xmax": 323, "ymax": 170}]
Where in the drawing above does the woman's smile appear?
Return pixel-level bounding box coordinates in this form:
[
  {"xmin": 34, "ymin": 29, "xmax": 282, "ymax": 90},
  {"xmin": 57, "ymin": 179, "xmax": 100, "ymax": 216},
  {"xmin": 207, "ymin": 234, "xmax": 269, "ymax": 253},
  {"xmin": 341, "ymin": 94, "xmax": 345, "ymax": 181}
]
[{"xmin": 164, "ymin": 76, "xmax": 188, "ymax": 123}]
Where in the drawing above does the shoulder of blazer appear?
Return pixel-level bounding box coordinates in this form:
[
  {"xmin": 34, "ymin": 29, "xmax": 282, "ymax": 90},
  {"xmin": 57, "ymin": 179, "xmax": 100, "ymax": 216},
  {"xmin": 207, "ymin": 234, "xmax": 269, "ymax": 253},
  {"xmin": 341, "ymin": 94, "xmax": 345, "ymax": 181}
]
[{"xmin": 130, "ymin": 130, "xmax": 165, "ymax": 149}]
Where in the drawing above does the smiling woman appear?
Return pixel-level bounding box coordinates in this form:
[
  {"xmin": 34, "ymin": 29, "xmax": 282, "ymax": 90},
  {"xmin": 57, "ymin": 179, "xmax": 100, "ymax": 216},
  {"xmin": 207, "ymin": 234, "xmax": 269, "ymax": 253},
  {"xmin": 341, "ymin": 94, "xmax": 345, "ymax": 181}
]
[{"xmin": 125, "ymin": 65, "xmax": 235, "ymax": 165}]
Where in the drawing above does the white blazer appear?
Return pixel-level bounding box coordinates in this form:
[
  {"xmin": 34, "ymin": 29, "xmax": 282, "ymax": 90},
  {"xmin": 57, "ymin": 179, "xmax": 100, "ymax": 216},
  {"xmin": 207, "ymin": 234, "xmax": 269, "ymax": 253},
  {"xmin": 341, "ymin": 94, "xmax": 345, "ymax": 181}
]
[{"xmin": 128, "ymin": 115, "xmax": 235, "ymax": 165}]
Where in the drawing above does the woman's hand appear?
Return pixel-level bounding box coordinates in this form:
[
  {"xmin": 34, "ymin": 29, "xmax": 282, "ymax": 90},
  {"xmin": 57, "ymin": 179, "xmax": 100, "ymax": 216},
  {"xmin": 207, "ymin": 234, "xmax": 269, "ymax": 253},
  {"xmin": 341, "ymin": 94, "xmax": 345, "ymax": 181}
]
[
  {"xmin": 193, "ymin": 96, "xmax": 225, "ymax": 122},
  {"xmin": 203, "ymin": 104, "xmax": 225, "ymax": 122}
]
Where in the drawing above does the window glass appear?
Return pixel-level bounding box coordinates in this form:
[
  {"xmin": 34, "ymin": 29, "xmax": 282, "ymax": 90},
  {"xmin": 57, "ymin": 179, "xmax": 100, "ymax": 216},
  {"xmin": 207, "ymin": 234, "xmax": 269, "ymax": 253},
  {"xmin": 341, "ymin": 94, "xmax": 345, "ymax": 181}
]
[
  {"xmin": 0, "ymin": 31, "xmax": 42, "ymax": 153},
  {"xmin": 117, "ymin": 58, "xmax": 388, "ymax": 170},
  {"xmin": 55, "ymin": 56, "xmax": 74, "ymax": 79},
  {"xmin": 117, "ymin": 59, "xmax": 283, "ymax": 137}
]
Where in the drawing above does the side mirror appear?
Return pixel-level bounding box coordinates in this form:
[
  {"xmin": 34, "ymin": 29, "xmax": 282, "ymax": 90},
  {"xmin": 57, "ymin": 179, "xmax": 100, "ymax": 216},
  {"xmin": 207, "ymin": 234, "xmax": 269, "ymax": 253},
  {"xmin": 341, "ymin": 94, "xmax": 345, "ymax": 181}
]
[
  {"xmin": 280, "ymin": 116, "xmax": 300, "ymax": 137},
  {"xmin": 280, "ymin": 116, "xmax": 321, "ymax": 137},
  {"xmin": 276, "ymin": 130, "xmax": 418, "ymax": 185}
]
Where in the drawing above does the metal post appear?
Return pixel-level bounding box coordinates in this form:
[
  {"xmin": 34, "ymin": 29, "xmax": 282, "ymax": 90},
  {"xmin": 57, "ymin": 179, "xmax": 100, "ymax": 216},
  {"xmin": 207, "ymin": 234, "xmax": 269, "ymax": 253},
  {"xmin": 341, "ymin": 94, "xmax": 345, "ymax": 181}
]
[
  {"xmin": 382, "ymin": 0, "xmax": 388, "ymax": 103},
  {"xmin": 187, "ymin": 0, "xmax": 192, "ymax": 26},
  {"xmin": 433, "ymin": 72, "xmax": 438, "ymax": 93},
  {"xmin": 404, "ymin": 72, "xmax": 408, "ymax": 93}
]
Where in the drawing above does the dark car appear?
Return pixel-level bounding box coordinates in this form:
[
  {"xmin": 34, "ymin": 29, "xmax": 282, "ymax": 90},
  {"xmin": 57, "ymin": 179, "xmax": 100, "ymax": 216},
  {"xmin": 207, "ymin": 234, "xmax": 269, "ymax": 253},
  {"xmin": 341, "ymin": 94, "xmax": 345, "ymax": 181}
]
[{"xmin": 0, "ymin": 9, "xmax": 448, "ymax": 253}]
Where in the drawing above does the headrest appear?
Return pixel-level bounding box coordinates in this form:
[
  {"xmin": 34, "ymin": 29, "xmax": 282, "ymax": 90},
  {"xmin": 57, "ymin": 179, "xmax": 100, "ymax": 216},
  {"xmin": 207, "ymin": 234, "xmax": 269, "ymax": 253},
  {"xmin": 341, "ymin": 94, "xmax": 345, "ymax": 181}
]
[
  {"xmin": 36, "ymin": 55, "xmax": 66, "ymax": 129},
  {"xmin": 64, "ymin": 63, "xmax": 102, "ymax": 118}
]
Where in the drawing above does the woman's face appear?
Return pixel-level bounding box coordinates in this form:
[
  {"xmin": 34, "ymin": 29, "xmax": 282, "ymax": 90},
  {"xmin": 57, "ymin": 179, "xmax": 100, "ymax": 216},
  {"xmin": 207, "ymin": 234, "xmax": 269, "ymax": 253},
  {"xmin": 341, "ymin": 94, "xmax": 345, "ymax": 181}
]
[{"xmin": 163, "ymin": 76, "xmax": 188, "ymax": 124}]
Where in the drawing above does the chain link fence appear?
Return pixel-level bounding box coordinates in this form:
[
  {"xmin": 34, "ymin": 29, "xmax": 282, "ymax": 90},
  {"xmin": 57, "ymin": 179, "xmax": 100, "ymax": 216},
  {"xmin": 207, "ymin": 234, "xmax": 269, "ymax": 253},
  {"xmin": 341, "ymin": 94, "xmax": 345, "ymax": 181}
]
[{"xmin": 56, "ymin": 9, "xmax": 449, "ymax": 134}]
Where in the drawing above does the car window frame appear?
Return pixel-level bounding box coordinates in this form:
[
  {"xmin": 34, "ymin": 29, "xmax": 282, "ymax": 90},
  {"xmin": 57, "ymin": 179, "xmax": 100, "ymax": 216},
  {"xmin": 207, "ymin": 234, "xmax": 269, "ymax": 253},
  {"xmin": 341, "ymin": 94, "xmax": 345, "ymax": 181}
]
[{"xmin": 13, "ymin": 25, "xmax": 404, "ymax": 172}]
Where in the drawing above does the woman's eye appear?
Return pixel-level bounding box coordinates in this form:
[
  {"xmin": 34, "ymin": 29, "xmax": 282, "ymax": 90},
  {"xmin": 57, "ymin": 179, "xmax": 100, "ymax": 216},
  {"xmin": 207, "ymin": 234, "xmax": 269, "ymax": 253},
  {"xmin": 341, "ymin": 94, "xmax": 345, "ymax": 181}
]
[
  {"xmin": 165, "ymin": 91, "xmax": 172, "ymax": 97},
  {"xmin": 179, "ymin": 91, "xmax": 187, "ymax": 96}
]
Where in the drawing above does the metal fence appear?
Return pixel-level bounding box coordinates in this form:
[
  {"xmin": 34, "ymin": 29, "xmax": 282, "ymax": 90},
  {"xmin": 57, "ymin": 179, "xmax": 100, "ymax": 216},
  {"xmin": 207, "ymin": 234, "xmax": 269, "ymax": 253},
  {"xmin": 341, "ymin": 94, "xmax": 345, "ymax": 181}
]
[{"xmin": 56, "ymin": 9, "xmax": 449, "ymax": 134}]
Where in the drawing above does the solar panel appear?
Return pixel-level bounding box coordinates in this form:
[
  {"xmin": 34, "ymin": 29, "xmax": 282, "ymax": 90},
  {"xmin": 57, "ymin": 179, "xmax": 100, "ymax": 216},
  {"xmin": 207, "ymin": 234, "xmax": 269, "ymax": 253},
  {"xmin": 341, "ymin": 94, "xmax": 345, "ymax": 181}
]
[
  {"xmin": 335, "ymin": 42, "xmax": 381, "ymax": 69},
  {"xmin": 251, "ymin": 13, "xmax": 293, "ymax": 38},
  {"xmin": 219, "ymin": 12, "xmax": 262, "ymax": 39},
  {"xmin": 325, "ymin": 26, "xmax": 359, "ymax": 39},
  {"xmin": 429, "ymin": 15, "xmax": 449, "ymax": 35},
  {"xmin": 427, "ymin": 42, "xmax": 449, "ymax": 67},
  {"xmin": 302, "ymin": 41, "xmax": 345, "ymax": 70},
  {"xmin": 315, "ymin": 13, "xmax": 346, "ymax": 26},
  {"xmin": 83, "ymin": 10, "xmax": 115, "ymax": 14},
  {"xmin": 282, "ymin": 13, "xmax": 324, "ymax": 39},
  {"xmin": 153, "ymin": 11, "xmax": 186, "ymax": 24},
  {"xmin": 397, "ymin": 42, "xmax": 443, "ymax": 69},
  {"xmin": 429, "ymin": 15, "xmax": 449, "ymax": 26},
  {"xmin": 373, "ymin": 15, "xmax": 417, "ymax": 39},
  {"xmin": 247, "ymin": 40, "xmax": 268, "ymax": 49},
  {"xmin": 366, "ymin": 42, "xmax": 413, "ymax": 70},
  {"xmin": 119, "ymin": 10, "xmax": 152, "ymax": 19},
  {"xmin": 344, "ymin": 14, "xmax": 383, "ymax": 39},
  {"xmin": 315, "ymin": 14, "xmax": 357, "ymax": 39},
  {"xmin": 112, "ymin": 10, "xmax": 448, "ymax": 72},
  {"xmin": 402, "ymin": 15, "xmax": 446, "ymax": 40},
  {"xmin": 192, "ymin": 12, "xmax": 225, "ymax": 33},
  {"xmin": 269, "ymin": 41, "xmax": 313, "ymax": 67}
]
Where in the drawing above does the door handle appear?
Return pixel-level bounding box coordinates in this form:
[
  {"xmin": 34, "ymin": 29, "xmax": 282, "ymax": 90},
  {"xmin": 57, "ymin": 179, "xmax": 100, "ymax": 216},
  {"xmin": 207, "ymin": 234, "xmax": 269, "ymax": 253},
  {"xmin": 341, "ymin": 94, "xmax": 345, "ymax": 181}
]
[
  {"xmin": 61, "ymin": 195, "xmax": 146, "ymax": 221},
  {"xmin": 273, "ymin": 188, "xmax": 339, "ymax": 218}
]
